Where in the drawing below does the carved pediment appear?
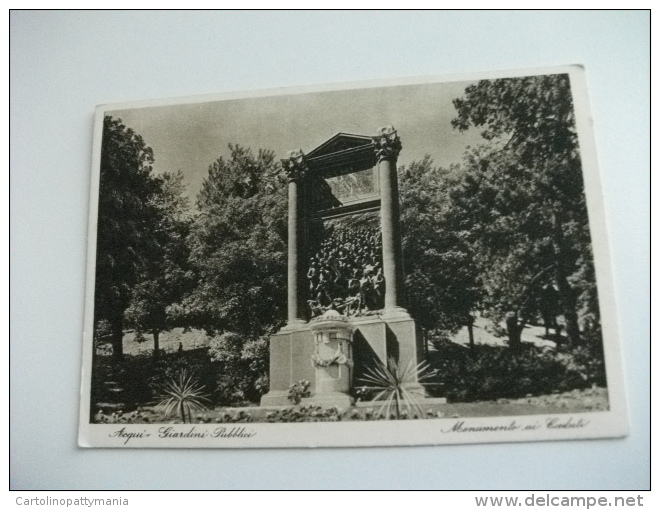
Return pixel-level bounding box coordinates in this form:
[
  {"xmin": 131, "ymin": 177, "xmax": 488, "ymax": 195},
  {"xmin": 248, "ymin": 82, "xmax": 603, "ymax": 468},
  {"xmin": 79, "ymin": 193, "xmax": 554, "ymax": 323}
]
[{"xmin": 306, "ymin": 133, "xmax": 374, "ymax": 159}]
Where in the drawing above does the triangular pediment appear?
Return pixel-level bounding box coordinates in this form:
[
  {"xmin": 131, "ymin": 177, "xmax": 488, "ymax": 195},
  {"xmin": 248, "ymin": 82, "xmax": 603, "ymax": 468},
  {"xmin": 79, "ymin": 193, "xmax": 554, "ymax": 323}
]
[{"xmin": 307, "ymin": 132, "xmax": 373, "ymax": 159}]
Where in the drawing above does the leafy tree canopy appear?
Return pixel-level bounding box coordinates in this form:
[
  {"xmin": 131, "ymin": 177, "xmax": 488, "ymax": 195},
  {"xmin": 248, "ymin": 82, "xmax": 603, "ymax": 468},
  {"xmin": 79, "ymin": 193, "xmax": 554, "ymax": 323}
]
[
  {"xmin": 448, "ymin": 74, "xmax": 598, "ymax": 345},
  {"xmin": 123, "ymin": 170, "xmax": 197, "ymax": 355},
  {"xmin": 400, "ymin": 156, "xmax": 481, "ymax": 334},
  {"xmin": 170, "ymin": 144, "xmax": 288, "ymax": 338},
  {"xmin": 94, "ymin": 116, "xmax": 161, "ymax": 358}
]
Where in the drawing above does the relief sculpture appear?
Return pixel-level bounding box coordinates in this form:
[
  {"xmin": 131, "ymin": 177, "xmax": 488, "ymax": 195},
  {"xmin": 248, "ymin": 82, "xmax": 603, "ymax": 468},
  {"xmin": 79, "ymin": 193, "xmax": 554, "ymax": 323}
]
[{"xmin": 307, "ymin": 214, "xmax": 384, "ymax": 317}]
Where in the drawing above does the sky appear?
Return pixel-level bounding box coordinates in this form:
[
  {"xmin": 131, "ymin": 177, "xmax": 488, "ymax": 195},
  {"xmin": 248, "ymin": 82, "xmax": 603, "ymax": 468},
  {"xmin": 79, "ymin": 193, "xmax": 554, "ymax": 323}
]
[{"xmin": 107, "ymin": 78, "xmax": 484, "ymax": 203}]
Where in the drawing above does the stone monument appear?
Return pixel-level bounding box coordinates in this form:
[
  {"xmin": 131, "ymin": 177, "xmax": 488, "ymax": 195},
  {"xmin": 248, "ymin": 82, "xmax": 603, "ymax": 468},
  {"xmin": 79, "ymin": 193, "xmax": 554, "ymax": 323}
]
[{"xmin": 261, "ymin": 126, "xmax": 426, "ymax": 407}]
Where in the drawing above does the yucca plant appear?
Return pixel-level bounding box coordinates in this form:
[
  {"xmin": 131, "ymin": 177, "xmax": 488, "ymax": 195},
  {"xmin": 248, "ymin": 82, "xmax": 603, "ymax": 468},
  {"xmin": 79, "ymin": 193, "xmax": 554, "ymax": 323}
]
[
  {"xmin": 156, "ymin": 370, "xmax": 210, "ymax": 423},
  {"xmin": 357, "ymin": 356, "xmax": 438, "ymax": 419}
]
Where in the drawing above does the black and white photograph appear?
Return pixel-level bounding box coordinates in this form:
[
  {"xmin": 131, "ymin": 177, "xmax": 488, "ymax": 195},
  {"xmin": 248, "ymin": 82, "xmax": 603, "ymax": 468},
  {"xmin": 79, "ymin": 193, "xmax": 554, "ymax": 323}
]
[{"xmin": 78, "ymin": 66, "xmax": 628, "ymax": 448}]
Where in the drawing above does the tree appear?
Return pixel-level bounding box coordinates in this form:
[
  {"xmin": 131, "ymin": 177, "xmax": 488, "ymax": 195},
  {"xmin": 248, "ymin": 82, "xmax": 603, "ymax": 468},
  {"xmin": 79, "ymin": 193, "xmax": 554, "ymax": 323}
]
[
  {"xmin": 169, "ymin": 144, "xmax": 288, "ymax": 338},
  {"xmin": 94, "ymin": 116, "xmax": 160, "ymax": 360},
  {"xmin": 123, "ymin": 171, "xmax": 196, "ymax": 356},
  {"xmin": 449, "ymin": 74, "xmax": 597, "ymax": 346},
  {"xmin": 399, "ymin": 156, "xmax": 481, "ymax": 337}
]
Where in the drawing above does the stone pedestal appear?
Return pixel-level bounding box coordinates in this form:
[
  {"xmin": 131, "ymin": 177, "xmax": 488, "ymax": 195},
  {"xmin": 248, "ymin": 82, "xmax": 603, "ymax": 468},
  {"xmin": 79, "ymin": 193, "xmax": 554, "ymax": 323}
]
[
  {"xmin": 350, "ymin": 314, "xmax": 426, "ymax": 395},
  {"xmin": 260, "ymin": 324, "xmax": 315, "ymax": 407}
]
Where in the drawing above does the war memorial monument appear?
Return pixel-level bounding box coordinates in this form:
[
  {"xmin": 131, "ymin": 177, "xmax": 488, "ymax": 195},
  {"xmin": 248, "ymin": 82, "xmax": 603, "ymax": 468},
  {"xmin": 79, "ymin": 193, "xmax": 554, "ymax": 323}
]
[{"xmin": 261, "ymin": 126, "xmax": 429, "ymax": 408}]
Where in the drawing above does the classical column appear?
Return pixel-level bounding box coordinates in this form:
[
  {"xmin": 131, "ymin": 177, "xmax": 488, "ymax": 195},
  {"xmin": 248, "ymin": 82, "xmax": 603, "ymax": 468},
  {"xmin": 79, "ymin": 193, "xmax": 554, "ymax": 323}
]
[
  {"xmin": 374, "ymin": 126, "xmax": 409, "ymax": 318},
  {"xmin": 282, "ymin": 149, "xmax": 308, "ymax": 329}
]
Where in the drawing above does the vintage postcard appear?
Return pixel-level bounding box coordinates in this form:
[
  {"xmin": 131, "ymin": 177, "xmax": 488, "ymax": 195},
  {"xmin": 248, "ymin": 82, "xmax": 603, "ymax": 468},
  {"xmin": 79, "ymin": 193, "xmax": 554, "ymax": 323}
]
[{"xmin": 79, "ymin": 65, "xmax": 628, "ymax": 448}]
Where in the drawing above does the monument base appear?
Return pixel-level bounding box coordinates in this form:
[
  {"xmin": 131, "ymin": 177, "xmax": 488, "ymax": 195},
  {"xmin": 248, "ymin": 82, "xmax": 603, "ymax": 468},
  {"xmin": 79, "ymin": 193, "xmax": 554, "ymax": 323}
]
[
  {"xmin": 302, "ymin": 393, "xmax": 354, "ymax": 410},
  {"xmin": 259, "ymin": 323, "xmax": 315, "ymax": 407},
  {"xmin": 354, "ymin": 397, "xmax": 447, "ymax": 407},
  {"xmin": 260, "ymin": 390, "xmax": 291, "ymax": 407},
  {"xmin": 350, "ymin": 312, "xmax": 424, "ymax": 377},
  {"xmin": 261, "ymin": 311, "xmax": 435, "ymax": 407}
]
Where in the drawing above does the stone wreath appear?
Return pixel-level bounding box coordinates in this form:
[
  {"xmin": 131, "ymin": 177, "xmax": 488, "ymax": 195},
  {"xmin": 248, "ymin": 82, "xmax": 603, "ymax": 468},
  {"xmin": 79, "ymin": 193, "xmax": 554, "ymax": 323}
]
[{"xmin": 311, "ymin": 348, "xmax": 350, "ymax": 368}]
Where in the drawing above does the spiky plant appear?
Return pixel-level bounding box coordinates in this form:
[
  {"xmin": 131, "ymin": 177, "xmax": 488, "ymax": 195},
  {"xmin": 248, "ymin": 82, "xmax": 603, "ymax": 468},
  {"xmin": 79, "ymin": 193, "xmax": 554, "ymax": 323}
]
[
  {"xmin": 156, "ymin": 370, "xmax": 210, "ymax": 423},
  {"xmin": 357, "ymin": 356, "xmax": 438, "ymax": 420}
]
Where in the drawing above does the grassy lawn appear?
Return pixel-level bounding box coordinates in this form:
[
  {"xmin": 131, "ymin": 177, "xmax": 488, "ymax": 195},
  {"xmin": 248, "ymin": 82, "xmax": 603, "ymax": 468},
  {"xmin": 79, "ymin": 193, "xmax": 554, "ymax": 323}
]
[
  {"xmin": 119, "ymin": 328, "xmax": 212, "ymax": 356},
  {"xmin": 450, "ymin": 316, "xmax": 561, "ymax": 349}
]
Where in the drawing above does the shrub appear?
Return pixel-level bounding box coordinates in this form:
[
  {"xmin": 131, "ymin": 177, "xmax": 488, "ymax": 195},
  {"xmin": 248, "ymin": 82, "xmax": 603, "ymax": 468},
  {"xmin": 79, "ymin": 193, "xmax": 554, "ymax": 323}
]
[
  {"xmin": 208, "ymin": 332, "xmax": 270, "ymax": 405},
  {"xmin": 357, "ymin": 356, "xmax": 437, "ymax": 419},
  {"xmin": 265, "ymin": 405, "xmax": 342, "ymax": 423},
  {"xmin": 156, "ymin": 369, "xmax": 210, "ymax": 423},
  {"xmin": 147, "ymin": 349, "xmax": 218, "ymax": 405},
  {"xmin": 428, "ymin": 338, "xmax": 607, "ymax": 403},
  {"xmin": 215, "ymin": 410, "xmax": 254, "ymax": 423},
  {"xmin": 90, "ymin": 335, "xmax": 268, "ymax": 414},
  {"xmin": 261, "ymin": 405, "xmax": 437, "ymax": 423},
  {"xmin": 287, "ymin": 380, "xmax": 311, "ymax": 404}
]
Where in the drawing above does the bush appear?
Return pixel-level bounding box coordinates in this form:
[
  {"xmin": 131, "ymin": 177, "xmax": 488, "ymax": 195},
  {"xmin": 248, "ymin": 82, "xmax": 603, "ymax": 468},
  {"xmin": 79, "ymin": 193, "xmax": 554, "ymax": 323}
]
[
  {"xmin": 208, "ymin": 332, "xmax": 270, "ymax": 405},
  {"xmin": 428, "ymin": 337, "xmax": 607, "ymax": 403},
  {"xmin": 156, "ymin": 369, "xmax": 211, "ymax": 423},
  {"xmin": 262, "ymin": 405, "xmax": 436, "ymax": 422},
  {"xmin": 287, "ymin": 380, "xmax": 311, "ymax": 404},
  {"xmin": 91, "ymin": 332, "xmax": 269, "ymax": 414},
  {"xmin": 147, "ymin": 349, "xmax": 217, "ymax": 405}
]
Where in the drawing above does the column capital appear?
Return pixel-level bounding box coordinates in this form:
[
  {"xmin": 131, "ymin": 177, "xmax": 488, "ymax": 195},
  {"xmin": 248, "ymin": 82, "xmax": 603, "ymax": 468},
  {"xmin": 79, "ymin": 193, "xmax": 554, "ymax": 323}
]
[
  {"xmin": 281, "ymin": 149, "xmax": 307, "ymax": 181},
  {"xmin": 372, "ymin": 125, "xmax": 402, "ymax": 163}
]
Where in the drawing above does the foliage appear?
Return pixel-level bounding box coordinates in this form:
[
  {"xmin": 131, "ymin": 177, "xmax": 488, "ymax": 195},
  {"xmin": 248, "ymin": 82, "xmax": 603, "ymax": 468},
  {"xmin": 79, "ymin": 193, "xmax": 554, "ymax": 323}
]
[
  {"xmin": 452, "ymin": 74, "xmax": 580, "ymax": 168},
  {"xmin": 146, "ymin": 349, "xmax": 218, "ymax": 404},
  {"xmin": 208, "ymin": 332, "xmax": 270, "ymax": 405},
  {"xmin": 91, "ymin": 347, "xmax": 218, "ymax": 413},
  {"xmin": 357, "ymin": 356, "xmax": 438, "ymax": 419},
  {"xmin": 156, "ymin": 369, "xmax": 210, "ymax": 423},
  {"xmin": 447, "ymin": 74, "xmax": 598, "ymax": 346},
  {"xmin": 92, "ymin": 338, "xmax": 267, "ymax": 411},
  {"xmin": 211, "ymin": 410, "xmax": 254, "ymax": 423},
  {"xmin": 266, "ymin": 405, "xmax": 340, "ymax": 422},
  {"xmin": 400, "ymin": 156, "xmax": 482, "ymax": 334},
  {"xmin": 263, "ymin": 404, "xmax": 439, "ymax": 422},
  {"xmin": 287, "ymin": 380, "xmax": 311, "ymax": 405},
  {"xmin": 94, "ymin": 408, "xmax": 158, "ymax": 424},
  {"xmin": 123, "ymin": 171, "xmax": 197, "ymax": 355},
  {"xmin": 428, "ymin": 337, "xmax": 606, "ymax": 403},
  {"xmin": 94, "ymin": 116, "xmax": 161, "ymax": 359},
  {"xmin": 170, "ymin": 144, "xmax": 288, "ymax": 338}
]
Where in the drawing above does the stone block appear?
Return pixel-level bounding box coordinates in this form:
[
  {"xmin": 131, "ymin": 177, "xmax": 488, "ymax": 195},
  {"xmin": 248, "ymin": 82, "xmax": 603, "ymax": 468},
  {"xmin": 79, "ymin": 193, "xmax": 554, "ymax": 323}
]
[
  {"xmin": 260, "ymin": 325, "xmax": 315, "ymax": 406},
  {"xmin": 385, "ymin": 316, "xmax": 424, "ymax": 368},
  {"xmin": 267, "ymin": 332, "xmax": 292, "ymax": 392},
  {"xmin": 290, "ymin": 327, "xmax": 316, "ymax": 390},
  {"xmin": 262, "ymin": 315, "xmax": 437, "ymax": 407}
]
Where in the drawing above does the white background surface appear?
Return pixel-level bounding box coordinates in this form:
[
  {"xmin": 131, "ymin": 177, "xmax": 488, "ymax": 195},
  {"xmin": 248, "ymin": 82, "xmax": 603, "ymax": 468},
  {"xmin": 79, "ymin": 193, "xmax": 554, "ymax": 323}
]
[{"xmin": 10, "ymin": 10, "xmax": 649, "ymax": 489}]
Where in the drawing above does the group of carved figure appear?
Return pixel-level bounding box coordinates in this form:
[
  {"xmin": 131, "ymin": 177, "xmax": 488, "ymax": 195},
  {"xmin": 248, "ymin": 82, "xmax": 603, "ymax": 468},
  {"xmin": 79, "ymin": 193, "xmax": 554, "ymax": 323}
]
[{"xmin": 307, "ymin": 224, "xmax": 385, "ymax": 317}]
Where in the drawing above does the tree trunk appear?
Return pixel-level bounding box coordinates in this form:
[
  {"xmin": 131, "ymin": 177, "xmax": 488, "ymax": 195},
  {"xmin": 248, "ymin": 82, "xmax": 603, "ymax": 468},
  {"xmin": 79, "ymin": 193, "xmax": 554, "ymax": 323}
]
[
  {"xmin": 505, "ymin": 312, "xmax": 522, "ymax": 349},
  {"xmin": 552, "ymin": 253, "xmax": 581, "ymax": 347},
  {"xmin": 111, "ymin": 316, "xmax": 124, "ymax": 361},
  {"xmin": 467, "ymin": 322, "xmax": 475, "ymax": 349},
  {"xmin": 153, "ymin": 330, "xmax": 160, "ymax": 357},
  {"xmin": 555, "ymin": 270, "xmax": 581, "ymax": 347},
  {"xmin": 550, "ymin": 211, "xmax": 581, "ymax": 347}
]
